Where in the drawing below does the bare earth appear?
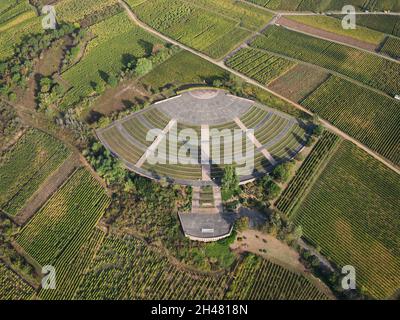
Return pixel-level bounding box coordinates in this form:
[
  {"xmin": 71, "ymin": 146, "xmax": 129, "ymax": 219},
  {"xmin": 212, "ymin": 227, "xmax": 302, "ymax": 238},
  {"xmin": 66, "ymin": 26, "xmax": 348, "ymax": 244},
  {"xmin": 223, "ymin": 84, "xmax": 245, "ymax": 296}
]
[
  {"xmin": 277, "ymin": 17, "xmax": 378, "ymax": 52},
  {"xmin": 93, "ymin": 80, "xmax": 150, "ymax": 115},
  {"xmin": 231, "ymin": 229, "xmax": 305, "ymax": 273}
]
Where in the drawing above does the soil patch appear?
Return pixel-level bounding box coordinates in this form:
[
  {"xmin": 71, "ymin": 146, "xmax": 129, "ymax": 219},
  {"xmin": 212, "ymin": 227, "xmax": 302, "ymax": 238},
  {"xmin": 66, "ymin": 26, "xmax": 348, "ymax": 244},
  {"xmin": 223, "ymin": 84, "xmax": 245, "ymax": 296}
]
[{"xmin": 277, "ymin": 17, "xmax": 378, "ymax": 52}]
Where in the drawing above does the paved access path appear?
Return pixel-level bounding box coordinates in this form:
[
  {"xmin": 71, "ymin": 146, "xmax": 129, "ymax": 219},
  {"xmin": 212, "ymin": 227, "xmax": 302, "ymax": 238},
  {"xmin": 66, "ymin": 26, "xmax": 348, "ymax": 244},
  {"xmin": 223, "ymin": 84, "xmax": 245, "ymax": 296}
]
[{"xmin": 119, "ymin": 0, "xmax": 400, "ymax": 175}]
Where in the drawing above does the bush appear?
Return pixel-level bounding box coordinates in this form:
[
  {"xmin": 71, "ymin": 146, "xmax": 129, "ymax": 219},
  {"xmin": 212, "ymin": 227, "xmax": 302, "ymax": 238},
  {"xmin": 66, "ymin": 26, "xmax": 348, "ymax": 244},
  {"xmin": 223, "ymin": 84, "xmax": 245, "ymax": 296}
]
[{"xmin": 271, "ymin": 163, "xmax": 293, "ymax": 182}]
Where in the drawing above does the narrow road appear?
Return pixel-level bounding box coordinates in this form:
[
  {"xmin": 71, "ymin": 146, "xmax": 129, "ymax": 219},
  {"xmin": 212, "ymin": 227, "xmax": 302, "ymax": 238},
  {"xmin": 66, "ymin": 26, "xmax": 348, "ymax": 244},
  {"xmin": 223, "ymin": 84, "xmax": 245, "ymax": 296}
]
[{"xmin": 119, "ymin": 0, "xmax": 400, "ymax": 175}]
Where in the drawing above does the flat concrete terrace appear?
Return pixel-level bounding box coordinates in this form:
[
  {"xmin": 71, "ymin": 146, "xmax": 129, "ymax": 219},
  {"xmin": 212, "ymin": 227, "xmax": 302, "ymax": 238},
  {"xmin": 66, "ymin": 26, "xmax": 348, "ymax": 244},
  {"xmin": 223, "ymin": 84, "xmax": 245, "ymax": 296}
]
[
  {"xmin": 178, "ymin": 212, "xmax": 236, "ymax": 242},
  {"xmin": 96, "ymin": 88, "xmax": 310, "ymax": 187},
  {"xmin": 156, "ymin": 89, "xmax": 253, "ymax": 125}
]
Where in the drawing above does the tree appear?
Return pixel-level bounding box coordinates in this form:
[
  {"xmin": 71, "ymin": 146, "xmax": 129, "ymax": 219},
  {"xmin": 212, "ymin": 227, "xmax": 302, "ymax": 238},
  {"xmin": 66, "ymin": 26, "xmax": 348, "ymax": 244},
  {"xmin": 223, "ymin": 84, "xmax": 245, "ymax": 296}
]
[
  {"xmin": 93, "ymin": 81, "xmax": 105, "ymax": 94},
  {"xmin": 271, "ymin": 162, "xmax": 294, "ymax": 183},
  {"xmin": 312, "ymin": 124, "xmax": 324, "ymax": 136},
  {"xmin": 266, "ymin": 181, "xmax": 281, "ymax": 199},
  {"xmin": 40, "ymin": 77, "xmax": 53, "ymax": 93},
  {"xmin": 107, "ymin": 73, "xmax": 118, "ymax": 87},
  {"xmin": 236, "ymin": 216, "xmax": 250, "ymax": 232},
  {"xmin": 135, "ymin": 58, "xmax": 153, "ymax": 76},
  {"xmin": 221, "ymin": 166, "xmax": 239, "ymax": 201}
]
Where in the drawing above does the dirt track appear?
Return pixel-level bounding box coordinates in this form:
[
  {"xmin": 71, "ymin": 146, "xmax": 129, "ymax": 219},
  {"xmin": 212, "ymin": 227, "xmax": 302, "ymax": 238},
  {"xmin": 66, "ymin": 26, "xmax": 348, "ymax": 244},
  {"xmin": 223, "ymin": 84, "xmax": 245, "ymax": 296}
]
[{"xmin": 119, "ymin": 0, "xmax": 399, "ymax": 176}]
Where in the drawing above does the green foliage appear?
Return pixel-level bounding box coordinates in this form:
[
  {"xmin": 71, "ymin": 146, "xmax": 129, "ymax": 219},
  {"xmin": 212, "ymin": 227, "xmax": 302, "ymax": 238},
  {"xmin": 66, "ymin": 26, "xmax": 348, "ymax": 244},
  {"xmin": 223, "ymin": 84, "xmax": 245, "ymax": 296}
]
[
  {"xmin": 302, "ymin": 76, "xmax": 400, "ymax": 165},
  {"xmin": 0, "ymin": 129, "xmax": 71, "ymax": 216},
  {"xmin": 221, "ymin": 166, "xmax": 240, "ymax": 201},
  {"xmin": 252, "ymin": 26, "xmax": 400, "ymax": 97},
  {"xmin": 128, "ymin": 0, "xmax": 272, "ymax": 58},
  {"xmin": 16, "ymin": 168, "xmax": 110, "ymax": 266},
  {"xmin": 271, "ymin": 162, "xmax": 293, "ymax": 183},
  {"xmin": 61, "ymin": 12, "xmax": 163, "ymax": 107},
  {"xmin": 226, "ymin": 47, "xmax": 297, "ymax": 85},
  {"xmin": 135, "ymin": 57, "xmax": 153, "ymax": 76},
  {"xmin": 0, "ymin": 262, "xmax": 34, "ymax": 300},
  {"xmin": 276, "ymin": 131, "xmax": 340, "ymax": 217},
  {"xmin": 226, "ymin": 254, "xmax": 329, "ymax": 300},
  {"xmin": 380, "ymin": 36, "xmax": 400, "ymax": 59},
  {"xmin": 293, "ymin": 141, "xmax": 400, "ymax": 299}
]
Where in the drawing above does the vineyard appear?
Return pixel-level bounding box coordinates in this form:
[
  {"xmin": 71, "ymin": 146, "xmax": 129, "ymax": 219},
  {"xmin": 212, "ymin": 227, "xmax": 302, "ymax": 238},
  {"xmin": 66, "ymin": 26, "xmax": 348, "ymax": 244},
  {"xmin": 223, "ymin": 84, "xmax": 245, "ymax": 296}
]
[
  {"xmin": 301, "ymin": 76, "xmax": 400, "ymax": 165},
  {"xmin": 39, "ymin": 228, "xmax": 106, "ymax": 300},
  {"xmin": 284, "ymin": 15, "xmax": 384, "ymax": 45},
  {"xmin": 127, "ymin": 0, "xmax": 272, "ymax": 59},
  {"xmin": 0, "ymin": 0, "xmax": 41, "ymax": 61},
  {"xmin": 74, "ymin": 234, "xmax": 230, "ymax": 300},
  {"xmin": 267, "ymin": 64, "xmax": 329, "ymax": 102},
  {"xmin": 293, "ymin": 141, "xmax": 400, "ymax": 299},
  {"xmin": 380, "ymin": 36, "xmax": 400, "ymax": 60},
  {"xmin": 247, "ymin": 0, "xmax": 400, "ymax": 12},
  {"xmin": 251, "ymin": 26, "xmax": 400, "ymax": 96},
  {"xmin": 16, "ymin": 168, "xmax": 110, "ymax": 266},
  {"xmin": 226, "ymin": 254, "xmax": 330, "ymax": 300},
  {"xmin": 226, "ymin": 47, "xmax": 297, "ymax": 85},
  {"xmin": 0, "ymin": 262, "xmax": 34, "ymax": 300},
  {"xmin": 56, "ymin": 0, "xmax": 118, "ymax": 23},
  {"xmin": 141, "ymin": 50, "xmax": 226, "ymax": 89},
  {"xmin": 333, "ymin": 14, "xmax": 400, "ymax": 37},
  {"xmin": 61, "ymin": 12, "xmax": 163, "ymax": 107},
  {"xmin": 0, "ymin": 129, "xmax": 71, "ymax": 216},
  {"xmin": 275, "ymin": 131, "xmax": 340, "ymax": 217}
]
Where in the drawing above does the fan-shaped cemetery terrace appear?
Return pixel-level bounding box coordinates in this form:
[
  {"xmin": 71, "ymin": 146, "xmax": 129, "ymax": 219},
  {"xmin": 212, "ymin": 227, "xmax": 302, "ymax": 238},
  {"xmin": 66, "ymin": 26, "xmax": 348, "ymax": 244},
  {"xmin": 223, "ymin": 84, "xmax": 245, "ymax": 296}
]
[{"xmin": 97, "ymin": 89, "xmax": 310, "ymax": 241}]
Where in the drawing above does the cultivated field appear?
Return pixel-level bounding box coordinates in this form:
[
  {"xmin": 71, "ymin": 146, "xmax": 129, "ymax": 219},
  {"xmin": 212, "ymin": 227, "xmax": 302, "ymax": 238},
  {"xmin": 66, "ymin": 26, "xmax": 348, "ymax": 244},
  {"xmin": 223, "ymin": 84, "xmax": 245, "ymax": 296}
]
[
  {"xmin": 39, "ymin": 228, "xmax": 106, "ymax": 300},
  {"xmin": 293, "ymin": 141, "xmax": 400, "ymax": 299},
  {"xmin": 247, "ymin": 0, "xmax": 400, "ymax": 12},
  {"xmin": 251, "ymin": 26, "xmax": 400, "ymax": 97},
  {"xmin": 301, "ymin": 76, "xmax": 400, "ymax": 165},
  {"xmin": 141, "ymin": 50, "xmax": 226, "ymax": 89},
  {"xmin": 56, "ymin": 0, "xmax": 119, "ymax": 23},
  {"xmin": 0, "ymin": 0, "xmax": 41, "ymax": 61},
  {"xmin": 61, "ymin": 12, "xmax": 164, "ymax": 106},
  {"xmin": 227, "ymin": 254, "xmax": 330, "ymax": 300},
  {"xmin": 226, "ymin": 48, "xmax": 297, "ymax": 85},
  {"xmin": 0, "ymin": 262, "xmax": 34, "ymax": 300},
  {"xmin": 380, "ymin": 36, "xmax": 400, "ymax": 59},
  {"xmin": 75, "ymin": 234, "xmax": 230, "ymax": 300},
  {"xmin": 282, "ymin": 15, "xmax": 384, "ymax": 46},
  {"xmin": 267, "ymin": 64, "xmax": 329, "ymax": 102},
  {"xmin": 332, "ymin": 14, "xmax": 400, "ymax": 37},
  {"xmin": 0, "ymin": 129, "xmax": 71, "ymax": 216},
  {"xmin": 127, "ymin": 0, "xmax": 273, "ymax": 59},
  {"xmin": 16, "ymin": 168, "xmax": 110, "ymax": 266},
  {"xmin": 275, "ymin": 131, "xmax": 340, "ymax": 217}
]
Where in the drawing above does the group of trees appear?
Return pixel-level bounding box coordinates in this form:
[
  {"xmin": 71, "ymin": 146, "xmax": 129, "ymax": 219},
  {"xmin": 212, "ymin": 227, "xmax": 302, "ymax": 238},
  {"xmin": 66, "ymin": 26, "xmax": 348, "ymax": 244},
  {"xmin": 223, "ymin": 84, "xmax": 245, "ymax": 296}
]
[
  {"xmin": 91, "ymin": 44, "xmax": 180, "ymax": 97},
  {"xmin": 0, "ymin": 214, "xmax": 35, "ymax": 279},
  {"xmin": 0, "ymin": 23, "xmax": 78, "ymax": 102}
]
